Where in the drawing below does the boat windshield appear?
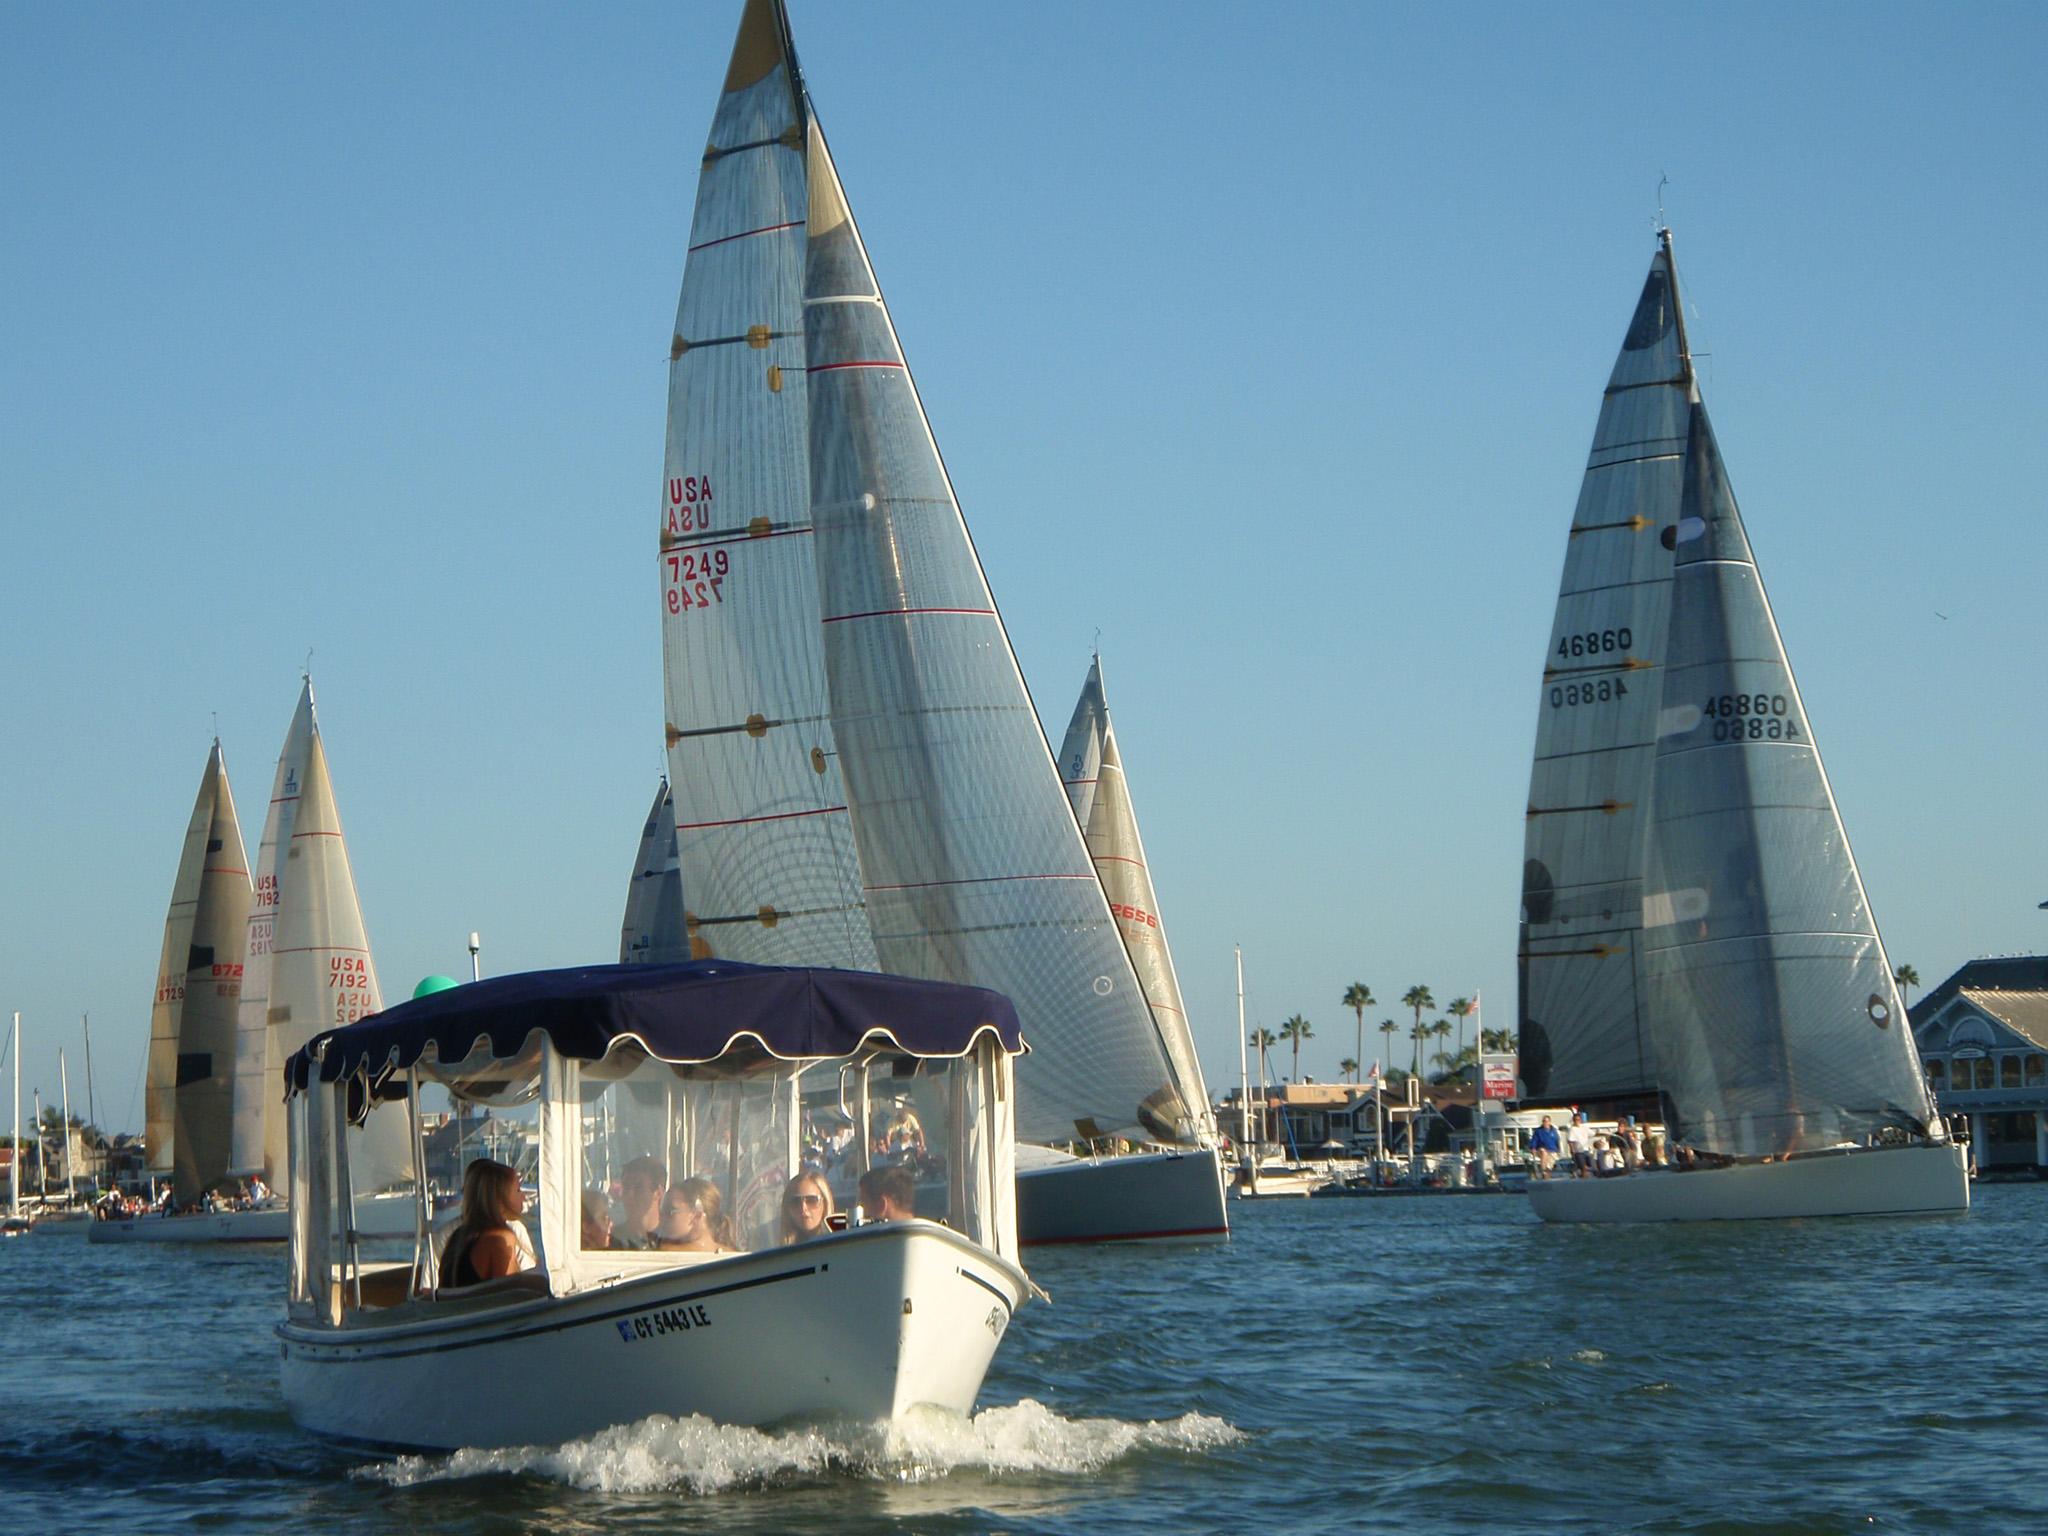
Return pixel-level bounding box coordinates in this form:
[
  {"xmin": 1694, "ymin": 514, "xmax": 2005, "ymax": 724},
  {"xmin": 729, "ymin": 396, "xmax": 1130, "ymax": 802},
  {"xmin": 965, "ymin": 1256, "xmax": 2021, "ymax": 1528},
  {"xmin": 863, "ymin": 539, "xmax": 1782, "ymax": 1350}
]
[{"xmin": 571, "ymin": 1043, "xmax": 979, "ymax": 1255}]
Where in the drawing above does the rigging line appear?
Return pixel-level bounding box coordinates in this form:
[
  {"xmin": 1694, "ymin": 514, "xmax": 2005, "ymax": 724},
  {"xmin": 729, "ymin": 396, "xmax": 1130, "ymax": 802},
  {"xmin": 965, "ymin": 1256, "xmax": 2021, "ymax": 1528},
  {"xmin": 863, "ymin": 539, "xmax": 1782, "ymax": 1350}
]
[
  {"xmin": 701, "ymin": 130, "xmax": 803, "ymax": 164},
  {"xmin": 686, "ymin": 902, "xmax": 864, "ymax": 928},
  {"xmin": 1601, "ymin": 374, "xmax": 1691, "ymax": 398},
  {"xmin": 864, "ymin": 873, "xmax": 1095, "ymax": 894},
  {"xmin": 687, "ymin": 219, "xmax": 806, "ymax": 253},
  {"xmin": 1570, "ymin": 514, "xmax": 1657, "ymax": 536},
  {"xmin": 674, "ymin": 804, "xmax": 848, "ymax": 832},
  {"xmin": 1541, "ymin": 658, "xmax": 1655, "ymax": 679},
  {"xmin": 673, "ymin": 328, "xmax": 799, "ymax": 352},
  {"xmin": 808, "ymin": 360, "xmax": 906, "ymax": 373},
  {"xmin": 661, "ymin": 525, "xmax": 812, "ymax": 550},
  {"xmin": 823, "ymin": 606, "xmax": 996, "ymax": 625},
  {"xmin": 1525, "ymin": 800, "xmax": 1634, "ymax": 818},
  {"xmin": 664, "ymin": 714, "xmax": 824, "ymax": 742}
]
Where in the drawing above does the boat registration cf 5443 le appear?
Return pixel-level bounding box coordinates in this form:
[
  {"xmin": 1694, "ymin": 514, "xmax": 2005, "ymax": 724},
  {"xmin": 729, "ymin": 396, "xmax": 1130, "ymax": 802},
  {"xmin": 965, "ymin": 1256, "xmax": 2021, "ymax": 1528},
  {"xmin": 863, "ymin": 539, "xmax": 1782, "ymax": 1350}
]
[{"xmin": 275, "ymin": 961, "xmax": 1031, "ymax": 1451}]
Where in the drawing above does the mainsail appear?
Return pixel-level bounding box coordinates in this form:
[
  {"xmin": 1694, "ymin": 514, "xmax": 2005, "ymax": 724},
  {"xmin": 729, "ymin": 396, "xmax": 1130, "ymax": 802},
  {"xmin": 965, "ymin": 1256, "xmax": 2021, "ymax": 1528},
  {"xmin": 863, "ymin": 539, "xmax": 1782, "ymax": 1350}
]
[
  {"xmin": 1057, "ymin": 656, "xmax": 1213, "ymax": 1136},
  {"xmin": 148, "ymin": 742, "xmax": 254, "ymax": 1203},
  {"xmin": 1639, "ymin": 403, "xmax": 1936, "ymax": 1155},
  {"xmin": 146, "ymin": 750, "xmax": 216, "ymax": 1179},
  {"xmin": 659, "ymin": 0, "xmax": 876, "ymax": 972},
  {"xmin": 802, "ymin": 116, "xmax": 1192, "ymax": 1145},
  {"xmin": 621, "ymin": 779, "xmax": 691, "ymax": 964},
  {"xmin": 1518, "ymin": 231, "xmax": 1693, "ymax": 1102},
  {"xmin": 268, "ymin": 729, "xmax": 412, "ymax": 1191},
  {"xmin": 231, "ymin": 678, "xmax": 316, "ymax": 1183}
]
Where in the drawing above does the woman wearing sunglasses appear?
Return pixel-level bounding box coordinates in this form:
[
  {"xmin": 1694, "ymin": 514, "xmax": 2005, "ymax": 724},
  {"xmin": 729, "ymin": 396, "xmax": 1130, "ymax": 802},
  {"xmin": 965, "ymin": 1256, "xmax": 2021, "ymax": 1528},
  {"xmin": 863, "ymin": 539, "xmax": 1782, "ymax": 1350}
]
[{"xmin": 778, "ymin": 1170, "xmax": 835, "ymax": 1245}]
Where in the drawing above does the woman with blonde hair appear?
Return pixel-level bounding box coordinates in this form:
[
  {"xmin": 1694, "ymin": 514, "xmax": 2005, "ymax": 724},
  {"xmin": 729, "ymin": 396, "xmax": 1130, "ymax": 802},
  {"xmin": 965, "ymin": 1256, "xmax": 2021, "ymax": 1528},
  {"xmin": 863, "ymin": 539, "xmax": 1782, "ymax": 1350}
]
[
  {"xmin": 654, "ymin": 1176, "xmax": 736, "ymax": 1253},
  {"xmin": 440, "ymin": 1158, "xmax": 528, "ymax": 1286},
  {"xmin": 778, "ymin": 1170, "xmax": 835, "ymax": 1245}
]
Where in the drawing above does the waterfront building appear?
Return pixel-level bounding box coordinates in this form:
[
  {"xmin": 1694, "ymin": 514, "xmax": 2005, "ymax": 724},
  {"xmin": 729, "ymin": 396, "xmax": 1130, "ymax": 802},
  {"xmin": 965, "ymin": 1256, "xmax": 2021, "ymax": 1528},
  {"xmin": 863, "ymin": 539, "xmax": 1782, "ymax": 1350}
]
[{"xmin": 1910, "ymin": 956, "xmax": 2048, "ymax": 1176}]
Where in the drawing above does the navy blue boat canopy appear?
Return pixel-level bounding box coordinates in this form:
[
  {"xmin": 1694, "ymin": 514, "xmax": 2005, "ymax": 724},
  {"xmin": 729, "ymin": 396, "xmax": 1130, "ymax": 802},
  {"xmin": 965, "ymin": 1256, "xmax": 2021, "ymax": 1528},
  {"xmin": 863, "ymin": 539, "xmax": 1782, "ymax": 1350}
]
[{"xmin": 283, "ymin": 960, "xmax": 1024, "ymax": 1097}]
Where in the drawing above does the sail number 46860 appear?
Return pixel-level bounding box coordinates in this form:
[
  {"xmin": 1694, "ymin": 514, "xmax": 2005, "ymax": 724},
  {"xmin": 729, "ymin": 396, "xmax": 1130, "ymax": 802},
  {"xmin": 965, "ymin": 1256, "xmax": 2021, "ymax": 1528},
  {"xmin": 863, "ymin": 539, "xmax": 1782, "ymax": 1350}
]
[
  {"xmin": 666, "ymin": 549, "xmax": 729, "ymax": 613},
  {"xmin": 1556, "ymin": 627, "xmax": 1631, "ymax": 658},
  {"xmin": 1703, "ymin": 693, "xmax": 1801, "ymax": 742},
  {"xmin": 1549, "ymin": 677, "xmax": 1629, "ymax": 708}
]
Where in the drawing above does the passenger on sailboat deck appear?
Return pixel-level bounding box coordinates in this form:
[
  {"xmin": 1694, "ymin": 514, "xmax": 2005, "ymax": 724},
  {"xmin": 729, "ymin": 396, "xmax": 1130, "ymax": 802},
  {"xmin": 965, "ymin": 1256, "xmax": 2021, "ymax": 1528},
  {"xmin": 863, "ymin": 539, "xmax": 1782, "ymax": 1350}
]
[
  {"xmin": 439, "ymin": 1159, "xmax": 528, "ymax": 1286},
  {"xmin": 580, "ymin": 1187, "xmax": 614, "ymax": 1249},
  {"xmin": 779, "ymin": 1171, "xmax": 834, "ymax": 1245},
  {"xmin": 1566, "ymin": 1112, "xmax": 1597, "ymax": 1178},
  {"xmin": 1529, "ymin": 1116, "xmax": 1562, "ymax": 1178},
  {"xmin": 857, "ymin": 1166, "xmax": 916, "ymax": 1222},
  {"xmin": 655, "ymin": 1177, "xmax": 736, "ymax": 1253},
  {"xmin": 616, "ymin": 1155, "xmax": 665, "ymax": 1249}
]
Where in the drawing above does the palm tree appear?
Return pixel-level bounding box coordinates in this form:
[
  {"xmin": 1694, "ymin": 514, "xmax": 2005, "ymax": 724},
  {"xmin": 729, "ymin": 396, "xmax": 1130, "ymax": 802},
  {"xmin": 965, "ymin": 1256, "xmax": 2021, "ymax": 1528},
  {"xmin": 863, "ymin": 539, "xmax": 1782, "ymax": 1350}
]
[
  {"xmin": 1342, "ymin": 983, "xmax": 1374, "ymax": 1091},
  {"xmin": 1429, "ymin": 1018, "xmax": 1454, "ymax": 1081},
  {"xmin": 1401, "ymin": 985, "xmax": 1434, "ymax": 1076},
  {"xmin": 1376, "ymin": 1018, "xmax": 1399, "ymax": 1076},
  {"xmin": 1894, "ymin": 964, "xmax": 1921, "ymax": 1007},
  {"xmin": 1249, "ymin": 1027, "xmax": 1278, "ymax": 1090},
  {"xmin": 1339, "ymin": 1057, "xmax": 1359, "ymax": 1082},
  {"xmin": 1279, "ymin": 1014, "xmax": 1314, "ymax": 1082},
  {"xmin": 1447, "ymin": 997, "xmax": 1475, "ymax": 1063},
  {"xmin": 1481, "ymin": 1026, "xmax": 1516, "ymax": 1055},
  {"xmin": 1408, "ymin": 1020, "xmax": 1431, "ymax": 1079}
]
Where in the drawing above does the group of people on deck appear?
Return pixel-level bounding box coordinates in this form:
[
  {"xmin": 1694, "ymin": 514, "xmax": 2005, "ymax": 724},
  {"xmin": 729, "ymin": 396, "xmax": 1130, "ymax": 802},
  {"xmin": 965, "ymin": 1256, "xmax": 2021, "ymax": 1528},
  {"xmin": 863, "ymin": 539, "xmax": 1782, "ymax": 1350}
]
[
  {"xmin": 437, "ymin": 1153, "xmax": 927, "ymax": 1288},
  {"xmin": 1528, "ymin": 1111, "xmax": 1662, "ymax": 1179}
]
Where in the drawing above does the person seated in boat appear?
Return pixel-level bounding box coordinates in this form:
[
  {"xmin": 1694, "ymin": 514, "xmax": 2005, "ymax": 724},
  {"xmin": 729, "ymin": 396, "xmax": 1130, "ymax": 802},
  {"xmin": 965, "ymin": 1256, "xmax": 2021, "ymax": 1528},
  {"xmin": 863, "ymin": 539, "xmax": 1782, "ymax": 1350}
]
[
  {"xmin": 438, "ymin": 1158, "xmax": 531, "ymax": 1287},
  {"xmin": 779, "ymin": 1170, "xmax": 834, "ymax": 1245},
  {"xmin": 248, "ymin": 1174, "xmax": 272, "ymax": 1205},
  {"xmin": 654, "ymin": 1177, "xmax": 736, "ymax": 1254},
  {"xmin": 1565, "ymin": 1111, "xmax": 1597, "ymax": 1178},
  {"xmin": 1593, "ymin": 1135, "xmax": 1626, "ymax": 1177},
  {"xmin": 616, "ymin": 1154, "xmax": 665, "ymax": 1249},
  {"xmin": 580, "ymin": 1186, "xmax": 615, "ymax": 1249},
  {"xmin": 875, "ymin": 1101, "xmax": 926, "ymax": 1165},
  {"xmin": 1528, "ymin": 1115, "xmax": 1561, "ymax": 1179},
  {"xmin": 857, "ymin": 1165, "xmax": 916, "ymax": 1222}
]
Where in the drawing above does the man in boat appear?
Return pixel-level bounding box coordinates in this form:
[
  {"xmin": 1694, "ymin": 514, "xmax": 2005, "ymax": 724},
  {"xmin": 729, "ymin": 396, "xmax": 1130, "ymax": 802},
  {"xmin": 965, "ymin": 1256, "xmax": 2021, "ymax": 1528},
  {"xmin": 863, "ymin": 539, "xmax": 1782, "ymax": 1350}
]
[
  {"xmin": 857, "ymin": 1165, "xmax": 916, "ymax": 1222},
  {"xmin": 616, "ymin": 1155, "xmax": 664, "ymax": 1249},
  {"xmin": 1529, "ymin": 1115, "xmax": 1562, "ymax": 1178}
]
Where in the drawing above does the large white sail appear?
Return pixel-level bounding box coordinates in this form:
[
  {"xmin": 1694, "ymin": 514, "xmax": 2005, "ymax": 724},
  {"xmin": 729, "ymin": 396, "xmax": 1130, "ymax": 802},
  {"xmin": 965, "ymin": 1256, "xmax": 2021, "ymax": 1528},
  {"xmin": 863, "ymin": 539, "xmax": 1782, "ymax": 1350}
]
[
  {"xmin": 1639, "ymin": 403, "xmax": 1937, "ymax": 1155},
  {"xmin": 802, "ymin": 118, "xmax": 1191, "ymax": 1146},
  {"xmin": 146, "ymin": 749, "xmax": 217, "ymax": 1177},
  {"xmin": 1057, "ymin": 657, "xmax": 1212, "ymax": 1135},
  {"xmin": 269, "ymin": 729, "xmax": 412, "ymax": 1191},
  {"xmin": 1518, "ymin": 231, "xmax": 1692, "ymax": 1103},
  {"xmin": 659, "ymin": 0, "xmax": 876, "ymax": 972},
  {"xmin": 149, "ymin": 742, "xmax": 254, "ymax": 1203},
  {"xmin": 621, "ymin": 779, "xmax": 691, "ymax": 964},
  {"xmin": 231, "ymin": 679, "xmax": 316, "ymax": 1183}
]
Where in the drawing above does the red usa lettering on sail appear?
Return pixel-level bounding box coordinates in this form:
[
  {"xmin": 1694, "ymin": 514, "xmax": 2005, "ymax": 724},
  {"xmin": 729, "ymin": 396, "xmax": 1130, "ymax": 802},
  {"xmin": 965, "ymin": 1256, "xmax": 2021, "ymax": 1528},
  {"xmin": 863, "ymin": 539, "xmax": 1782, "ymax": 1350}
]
[{"xmin": 665, "ymin": 474, "xmax": 713, "ymax": 534}]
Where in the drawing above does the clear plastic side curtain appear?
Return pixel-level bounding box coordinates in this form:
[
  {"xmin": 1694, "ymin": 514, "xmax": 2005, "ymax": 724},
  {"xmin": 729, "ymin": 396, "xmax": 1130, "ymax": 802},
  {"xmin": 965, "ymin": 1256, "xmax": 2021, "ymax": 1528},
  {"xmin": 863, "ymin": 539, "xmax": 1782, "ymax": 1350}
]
[
  {"xmin": 1640, "ymin": 404, "xmax": 1936, "ymax": 1155},
  {"xmin": 659, "ymin": 0, "xmax": 876, "ymax": 972},
  {"xmin": 1066, "ymin": 658, "xmax": 1213, "ymax": 1136},
  {"xmin": 146, "ymin": 745, "xmax": 217, "ymax": 1176},
  {"xmin": 269, "ymin": 729, "xmax": 414, "ymax": 1192},
  {"xmin": 620, "ymin": 779, "xmax": 691, "ymax": 964},
  {"xmin": 231, "ymin": 678, "xmax": 314, "ymax": 1182},
  {"xmin": 1517, "ymin": 234, "xmax": 1692, "ymax": 1102},
  {"xmin": 173, "ymin": 747, "xmax": 253, "ymax": 1206},
  {"xmin": 802, "ymin": 119, "xmax": 1189, "ymax": 1146}
]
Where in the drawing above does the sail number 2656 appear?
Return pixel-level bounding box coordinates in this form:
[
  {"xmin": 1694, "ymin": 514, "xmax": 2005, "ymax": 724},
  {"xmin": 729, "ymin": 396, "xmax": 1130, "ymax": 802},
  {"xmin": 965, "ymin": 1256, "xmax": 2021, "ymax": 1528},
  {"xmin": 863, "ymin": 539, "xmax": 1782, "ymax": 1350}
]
[{"xmin": 666, "ymin": 549, "xmax": 728, "ymax": 613}]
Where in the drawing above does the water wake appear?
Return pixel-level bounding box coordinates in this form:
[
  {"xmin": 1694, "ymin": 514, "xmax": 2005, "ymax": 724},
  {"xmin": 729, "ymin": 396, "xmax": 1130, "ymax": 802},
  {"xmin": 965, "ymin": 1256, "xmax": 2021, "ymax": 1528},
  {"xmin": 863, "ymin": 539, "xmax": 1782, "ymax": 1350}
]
[{"xmin": 362, "ymin": 1399, "xmax": 1240, "ymax": 1495}]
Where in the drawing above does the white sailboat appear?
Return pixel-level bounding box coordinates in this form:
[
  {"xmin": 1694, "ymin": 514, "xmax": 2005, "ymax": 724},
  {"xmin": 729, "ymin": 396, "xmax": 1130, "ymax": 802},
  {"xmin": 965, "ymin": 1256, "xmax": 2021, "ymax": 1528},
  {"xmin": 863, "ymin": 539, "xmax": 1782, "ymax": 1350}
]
[
  {"xmin": 276, "ymin": 961, "xmax": 1030, "ymax": 1450},
  {"xmin": 1017, "ymin": 656, "xmax": 1226, "ymax": 1239},
  {"xmin": 660, "ymin": 0, "xmax": 1221, "ymax": 1243},
  {"xmin": 97, "ymin": 715, "xmax": 417, "ymax": 1243},
  {"xmin": 231, "ymin": 677, "xmax": 315, "ymax": 1190},
  {"xmin": 620, "ymin": 779, "xmax": 690, "ymax": 964},
  {"xmin": 1522, "ymin": 233, "xmax": 1966, "ymax": 1222}
]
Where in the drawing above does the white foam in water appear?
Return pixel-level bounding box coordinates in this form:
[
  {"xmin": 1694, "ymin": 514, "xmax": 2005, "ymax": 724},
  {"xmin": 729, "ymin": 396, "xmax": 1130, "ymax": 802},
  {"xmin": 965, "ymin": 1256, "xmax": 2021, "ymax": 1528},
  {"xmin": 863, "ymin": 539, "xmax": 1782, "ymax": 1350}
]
[{"xmin": 361, "ymin": 1399, "xmax": 1242, "ymax": 1495}]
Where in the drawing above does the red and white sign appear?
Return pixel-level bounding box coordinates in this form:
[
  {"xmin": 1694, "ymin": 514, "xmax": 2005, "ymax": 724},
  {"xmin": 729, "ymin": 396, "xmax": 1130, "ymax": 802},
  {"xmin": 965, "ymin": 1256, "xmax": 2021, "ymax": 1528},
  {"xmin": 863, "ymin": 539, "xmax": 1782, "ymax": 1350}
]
[{"xmin": 1481, "ymin": 1058, "xmax": 1518, "ymax": 1101}]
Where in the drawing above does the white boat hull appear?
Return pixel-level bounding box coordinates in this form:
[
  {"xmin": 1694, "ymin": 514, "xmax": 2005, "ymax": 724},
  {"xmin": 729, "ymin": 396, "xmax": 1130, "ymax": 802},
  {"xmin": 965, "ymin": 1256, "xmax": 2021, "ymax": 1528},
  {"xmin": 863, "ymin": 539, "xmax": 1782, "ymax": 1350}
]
[
  {"xmin": 28, "ymin": 1212, "xmax": 93, "ymax": 1237},
  {"xmin": 1017, "ymin": 1146, "xmax": 1228, "ymax": 1244},
  {"xmin": 1526, "ymin": 1143, "xmax": 1969, "ymax": 1223},
  {"xmin": 88, "ymin": 1192, "xmax": 421, "ymax": 1245},
  {"xmin": 278, "ymin": 1222, "xmax": 1026, "ymax": 1451}
]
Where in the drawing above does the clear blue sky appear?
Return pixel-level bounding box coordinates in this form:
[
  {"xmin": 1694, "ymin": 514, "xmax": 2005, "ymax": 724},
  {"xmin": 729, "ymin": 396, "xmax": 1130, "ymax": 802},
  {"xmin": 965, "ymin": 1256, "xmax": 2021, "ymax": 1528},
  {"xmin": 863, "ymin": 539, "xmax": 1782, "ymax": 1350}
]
[{"xmin": 4, "ymin": 2, "xmax": 2043, "ymax": 1130}]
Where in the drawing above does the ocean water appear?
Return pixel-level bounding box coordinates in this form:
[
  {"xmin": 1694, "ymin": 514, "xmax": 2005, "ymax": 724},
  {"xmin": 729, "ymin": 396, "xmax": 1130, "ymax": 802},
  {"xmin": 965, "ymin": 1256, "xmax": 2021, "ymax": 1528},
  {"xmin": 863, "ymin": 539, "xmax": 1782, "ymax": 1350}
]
[{"xmin": 3, "ymin": 1187, "xmax": 2040, "ymax": 1534}]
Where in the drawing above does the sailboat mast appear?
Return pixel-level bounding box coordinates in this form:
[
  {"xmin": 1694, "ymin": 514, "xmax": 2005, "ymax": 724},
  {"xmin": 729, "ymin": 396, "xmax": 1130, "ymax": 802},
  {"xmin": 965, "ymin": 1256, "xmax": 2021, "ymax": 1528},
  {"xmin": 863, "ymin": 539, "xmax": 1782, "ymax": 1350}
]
[
  {"xmin": 82, "ymin": 1014, "xmax": 97, "ymax": 1175},
  {"xmin": 9, "ymin": 1013, "xmax": 18, "ymax": 1217},
  {"xmin": 33, "ymin": 1089, "xmax": 46, "ymax": 1198},
  {"xmin": 59, "ymin": 1048, "xmax": 74, "ymax": 1200},
  {"xmin": 1237, "ymin": 948, "xmax": 1255, "ymax": 1194}
]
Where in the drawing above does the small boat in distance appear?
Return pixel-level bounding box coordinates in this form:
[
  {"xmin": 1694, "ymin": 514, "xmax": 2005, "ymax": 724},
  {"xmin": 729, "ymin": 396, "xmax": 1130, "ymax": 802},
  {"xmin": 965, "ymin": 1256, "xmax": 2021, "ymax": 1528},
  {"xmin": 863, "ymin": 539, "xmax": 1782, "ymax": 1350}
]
[
  {"xmin": 275, "ymin": 960, "xmax": 1031, "ymax": 1451},
  {"xmin": 1521, "ymin": 232, "xmax": 1965, "ymax": 1222}
]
